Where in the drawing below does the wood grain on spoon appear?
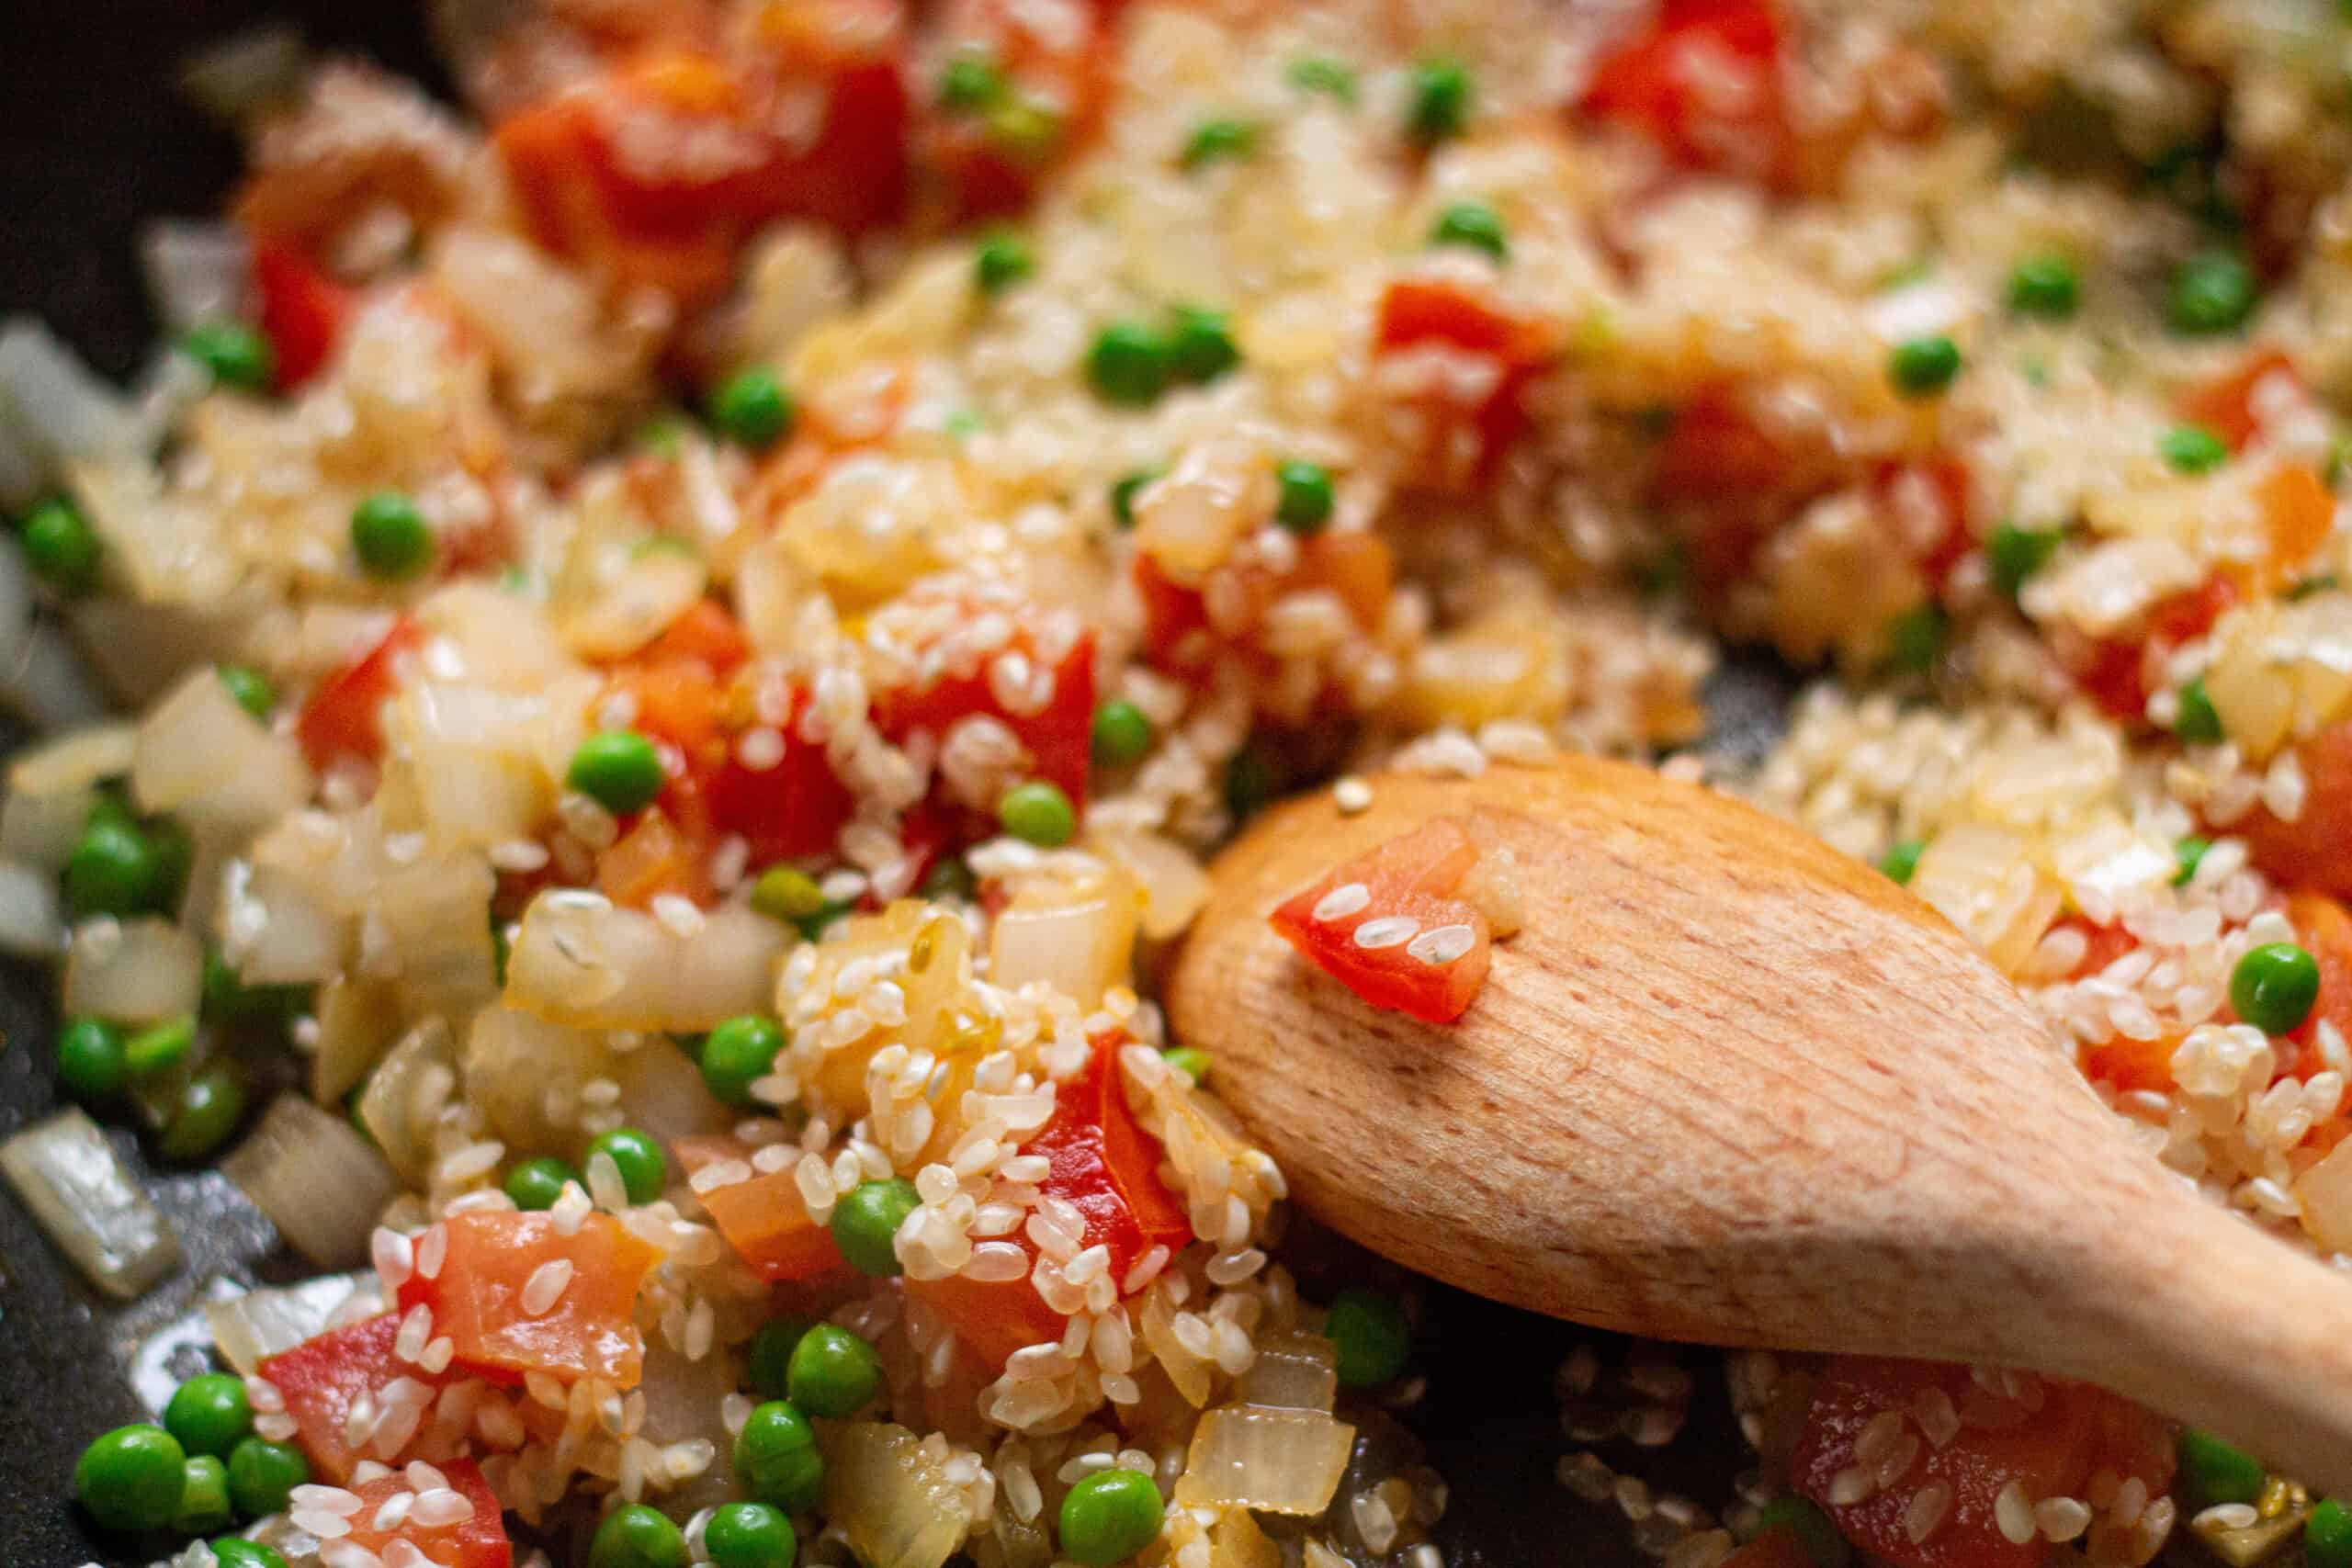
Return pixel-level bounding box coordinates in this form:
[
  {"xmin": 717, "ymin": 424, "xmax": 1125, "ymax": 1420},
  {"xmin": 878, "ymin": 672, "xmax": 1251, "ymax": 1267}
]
[{"xmin": 1168, "ymin": 756, "xmax": 2352, "ymax": 1493}]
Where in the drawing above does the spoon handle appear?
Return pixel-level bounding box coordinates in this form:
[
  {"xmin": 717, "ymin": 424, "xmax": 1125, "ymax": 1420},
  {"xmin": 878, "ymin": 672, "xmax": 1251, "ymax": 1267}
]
[{"xmin": 2006, "ymin": 1185, "xmax": 2352, "ymax": 1497}]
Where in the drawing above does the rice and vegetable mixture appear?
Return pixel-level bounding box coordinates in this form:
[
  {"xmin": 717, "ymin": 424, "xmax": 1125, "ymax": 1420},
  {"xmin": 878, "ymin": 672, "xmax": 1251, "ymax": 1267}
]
[{"xmin": 12, "ymin": 0, "xmax": 2352, "ymax": 1564}]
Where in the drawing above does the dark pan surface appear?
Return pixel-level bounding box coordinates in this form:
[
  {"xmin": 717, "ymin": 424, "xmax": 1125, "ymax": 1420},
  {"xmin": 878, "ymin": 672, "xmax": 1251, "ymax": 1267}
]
[{"xmin": 0, "ymin": 6, "xmax": 1801, "ymax": 1559}]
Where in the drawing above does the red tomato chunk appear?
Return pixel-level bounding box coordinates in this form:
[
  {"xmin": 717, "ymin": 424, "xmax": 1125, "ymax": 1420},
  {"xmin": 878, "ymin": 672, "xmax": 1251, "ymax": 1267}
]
[
  {"xmin": 1270, "ymin": 818, "xmax": 1494, "ymax": 1023},
  {"xmin": 259, "ymin": 1312, "xmax": 459, "ymax": 1483},
  {"xmin": 674, "ymin": 1133, "xmax": 847, "ymax": 1282},
  {"xmin": 298, "ymin": 617, "xmax": 424, "ymax": 773},
  {"xmin": 394, "ymin": 1211, "xmax": 662, "ymax": 1389},
  {"xmin": 342, "ymin": 1457, "xmax": 513, "ymax": 1568}
]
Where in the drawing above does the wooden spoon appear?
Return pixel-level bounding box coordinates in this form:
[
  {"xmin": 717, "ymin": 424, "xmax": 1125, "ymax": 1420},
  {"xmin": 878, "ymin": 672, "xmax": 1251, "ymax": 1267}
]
[{"xmin": 1168, "ymin": 756, "xmax": 2352, "ymax": 1494}]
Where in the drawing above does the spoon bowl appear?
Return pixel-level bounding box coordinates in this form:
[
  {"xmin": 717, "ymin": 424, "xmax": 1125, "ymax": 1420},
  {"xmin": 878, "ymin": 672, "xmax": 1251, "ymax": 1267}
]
[{"xmin": 1168, "ymin": 757, "xmax": 2352, "ymax": 1493}]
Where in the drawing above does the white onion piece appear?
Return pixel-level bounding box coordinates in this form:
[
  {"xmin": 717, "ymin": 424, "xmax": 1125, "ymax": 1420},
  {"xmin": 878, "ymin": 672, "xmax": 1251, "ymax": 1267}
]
[
  {"xmin": 606, "ymin": 1032, "xmax": 731, "ymax": 1147},
  {"xmin": 1173, "ymin": 1404, "xmax": 1356, "ymax": 1514},
  {"xmin": 396, "ymin": 682, "xmax": 563, "ymax": 851},
  {"xmin": 0, "ymin": 1108, "xmax": 182, "ymax": 1300},
  {"xmin": 0, "ymin": 859, "xmax": 65, "ymax": 957},
  {"xmin": 67, "ymin": 456, "xmax": 241, "ymax": 605},
  {"xmin": 207, "ymin": 1272, "xmax": 378, "ymax": 1375},
  {"xmin": 555, "ymin": 548, "xmax": 708, "ymax": 661},
  {"xmin": 224, "ymin": 1096, "xmax": 397, "ymax": 1269},
  {"xmin": 5, "ymin": 626, "xmax": 112, "ymax": 733},
  {"xmin": 506, "ymin": 894, "xmax": 785, "ymax": 1032},
  {"xmin": 462, "ymin": 1005, "xmax": 612, "ymax": 1159},
  {"xmin": 141, "ymin": 220, "xmax": 253, "ymax": 333},
  {"xmin": 64, "ymin": 917, "xmax": 203, "ymax": 1023},
  {"xmin": 0, "ymin": 319, "xmax": 141, "ymax": 467},
  {"xmin": 1093, "ymin": 829, "xmax": 1212, "ymax": 942},
  {"xmin": 415, "ymin": 583, "xmax": 580, "ymax": 692},
  {"xmin": 988, "ymin": 872, "xmax": 1141, "ymax": 1010},
  {"xmin": 1235, "ymin": 1330, "xmax": 1339, "ymax": 1414},
  {"xmin": 10, "ymin": 722, "xmax": 136, "ymax": 795},
  {"xmin": 373, "ymin": 854, "xmax": 499, "ymax": 1012},
  {"xmin": 356, "ymin": 1017, "xmax": 458, "ymax": 1187},
  {"xmin": 308, "ymin": 976, "xmax": 402, "ymax": 1109},
  {"xmin": 822, "ymin": 1421, "xmax": 972, "ymax": 1568},
  {"xmin": 133, "ymin": 668, "xmax": 311, "ymax": 839},
  {"xmin": 221, "ymin": 861, "xmax": 349, "ymax": 986},
  {"xmin": 0, "ymin": 397, "xmax": 44, "ymax": 512},
  {"xmin": 633, "ymin": 1340, "xmax": 740, "ymax": 1513},
  {"xmin": 0, "ymin": 782, "xmax": 96, "ymax": 870}
]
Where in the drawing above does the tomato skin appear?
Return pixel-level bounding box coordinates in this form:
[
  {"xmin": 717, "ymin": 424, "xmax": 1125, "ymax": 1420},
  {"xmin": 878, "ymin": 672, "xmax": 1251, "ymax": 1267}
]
[
  {"xmin": 253, "ymin": 241, "xmax": 353, "ymax": 389},
  {"xmin": 2179, "ymin": 349, "xmax": 2298, "ymax": 454},
  {"xmin": 343, "ymin": 1457, "xmax": 513, "ymax": 1568},
  {"xmin": 906, "ymin": 1269, "xmax": 1069, "ymax": 1370},
  {"xmin": 297, "ymin": 617, "xmax": 423, "ymax": 773},
  {"xmin": 2068, "ymin": 575, "xmax": 2238, "ymax": 722},
  {"xmin": 701, "ymin": 688, "xmax": 859, "ymax": 867},
  {"xmin": 2230, "ymin": 721, "xmax": 2352, "ymax": 899},
  {"xmin": 1026, "ymin": 1034, "xmax": 1194, "ymax": 1280},
  {"xmin": 259, "ymin": 1313, "xmax": 456, "ymax": 1483},
  {"xmin": 1136, "ymin": 534, "xmax": 1394, "ymax": 683},
  {"xmin": 1373, "ymin": 277, "xmax": 1553, "ymax": 486},
  {"xmin": 673, "ymin": 1134, "xmax": 848, "ymax": 1281},
  {"xmin": 394, "ymin": 1211, "xmax": 662, "ymax": 1388},
  {"xmin": 1269, "ymin": 818, "xmax": 1494, "ymax": 1024},
  {"xmin": 1792, "ymin": 1357, "xmax": 2173, "ymax": 1568},
  {"xmin": 1582, "ymin": 0, "xmax": 1791, "ymax": 182},
  {"xmin": 871, "ymin": 604, "xmax": 1097, "ymax": 807}
]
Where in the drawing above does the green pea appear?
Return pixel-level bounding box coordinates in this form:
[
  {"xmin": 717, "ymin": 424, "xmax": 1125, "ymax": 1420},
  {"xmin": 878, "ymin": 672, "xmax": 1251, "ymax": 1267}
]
[
  {"xmin": 1879, "ymin": 839, "xmax": 1925, "ymax": 887},
  {"xmin": 750, "ymin": 864, "xmax": 829, "ymax": 923},
  {"xmin": 705, "ymin": 1501, "xmax": 797, "ymax": 1568},
  {"xmin": 1407, "ymin": 57, "xmax": 1471, "ymax": 143},
  {"xmin": 56, "ymin": 1016, "xmax": 129, "ymax": 1106},
  {"xmin": 1755, "ymin": 1496, "xmax": 1853, "ymax": 1568},
  {"xmin": 161, "ymin": 1066, "xmax": 247, "ymax": 1161},
  {"xmin": 591, "ymin": 1502, "xmax": 688, "ymax": 1568},
  {"xmin": 74, "ymin": 1425, "xmax": 187, "ymax": 1532},
  {"xmin": 2289, "ymin": 572, "xmax": 2341, "ymax": 601},
  {"xmin": 568, "ymin": 729, "xmax": 666, "ymax": 817},
  {"xmin": 165, "ymin": 1373, "xmax": 253, "ymax": 1459},
  {"xmin": 1057, "ymin": 1469, "xmax": 1165, "ymax": 1567},
  {"xmin": 786, "ymin": 1322, "xmax": 885, "ymax": 1417},
  {"xmin": 216, "ymin": 664, "xmax": 277, "ymax": 721},
  {"xmin": 2175, "ymin": 677, "xmax": 2224, "ymax": 745},
  {"xmin": 1162, "ymin": 1046, "xmax": 1210, "ymax": 1084},
  {"xmin": 701, "ymin": 1015, "xmax": 786, "ymax": 1109},
  {"xmin": 709, "ymin": 368, "xmax": 795, "ymax": 450},
  {"xmin": 1326, "ymin": 1287, "xmax": 1411, "ymax": 1387},
  {"xmin": 939, "ymin": 51, "xmax": 1005, "ymax": 112},
  {"xmin": 1109, "ymin": 469, "xmax": 1159, "ymax": 529},
  {"xmin": 976, "ymin": 232, "xmax": 1035, "ymax": 296},
  {"xmin": 2176, "ymin": 1427, "xmax": 2266, "ymax": 1510},
  {"xmin": 830, "ymin": 1177, "xmax": 919, "ymax": 1277},
  {"xmin": 350, "ymin": 491, "xmax": 434, "ymax": 581},
  {"xmin": 1167, "ymin": 306, "xmax": 1238, "ymax": 386},
  {"xmin": 1091, "ymin": 699, "xmax": 1155, "ymax": 766},
  {"xmin": 122, "ymin": 1014, "xmax": 195, "ymax": 1078},
  {"xmin": 66, "ymin": 813, "xmax": 169, "ymax": 919},
  {"xmin": 225, "ymin": 1436, "xmax": 308, "ymax": 1519},
  {"xmin": 2161, "ymin": 423, "xmax": 2229, "ymax": 474},
  {"xmin": 987, "ymin": 95, "xmax": 1064, "ymax": 161},
  {"xmin": 635, "ymin": 411, "xmax": 693, "ymax": 457},
  {"xmin": 735, "ymin": 1400, "xmax": 823, "ymax": 1514},
  {"xmin": 1883, "ymin": 604, "xmax": 1947, "ymax": 673},
  {"xmin": 1889, "ymin": 335, "xmax": 1962, "ymax": 398},
  {"xmin": 504, "ymin": 1156, "xmax": 577, "ymax": 1212},
  {"xmin": 747, "ymin": 1315, "xmax": 815, "ymax": 1400},
  {"xmin": 2006, "ymin": 255, "xmax": 2079, "ymax": 321},
  {"xmin": 2169, "ymin": 250, "xmax": 2257, "ymax": 335},
  {"xmin": 1182, "ymin": 118, "xmax": 1259, "ymax": 171},
  {"xmin": 922, "ymin": 854, "xmax": 978, "ymax": 902},
  {"xmin": 182, "ymin": 321, "xmax": 275, "ymax": 391},
  {"xmin": 999, "ymin": 780, "xmax": 1077, "ymax": 847},
  {"xmin": 2306, "ymin": 1498, "xmax": 2352, "ymax": 1568},
  {"xmin": 1273, "ymin": 460, "xmax": 1336, "ymax": 535},
  {"xmin": 2231, "ymin": 942, "xmax": 2321, "ymax": 1036},
  {"xmin": 19, "ymin": 494, "xmax": 103, "ymax": 595},
  {"xmin": 586, "ymin": 1126, "xmax": 667, "ymax": 1205},
  {"xmin": 175, "ymin": 1454, "xmax": 234, "ymax": 1533},
  {"xmin": 209, "ymin": 1540, "xmax": 290, "ymax": 1568},
  {"xmin": 1986, "ymin": 523, "xmax": 2062, "ymax": 602},
  {"xmin": 1088, "ymin": 321, "xmax": 1171, "ymax": 407},
  {"xmin": 2174, "ymin": 836, "xmax": 2211, "ymax": 887},
  {"xmin": 1287, "ymin": 56, "xmax": 1358, "ymax": 103},
  {"xmin": 1430, "ymin": 201, "xmax": 1507, "ymax": 261}
]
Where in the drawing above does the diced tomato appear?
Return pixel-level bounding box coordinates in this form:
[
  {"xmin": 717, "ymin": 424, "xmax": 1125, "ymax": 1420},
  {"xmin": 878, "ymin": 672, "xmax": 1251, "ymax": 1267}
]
[
  {"xmin": 1581, "ymin": 0, "xmax": 1791, "ymax": 184},
  {"xmin": 639, "ymin": 597, "xmax": 752, "ymax": 676},
  {"xmin": 1025, "ymin": 1033, "xmax": 1194, "ymax": 1280},
  {"xmin": 2283, "ymin": 890, "xmax": 2352, "ymax": 1082},
  {"xmin": 298, "ymin": 617, "xmax": 423, "ymax": 773},
  {"xmin": 1720, "ymin": 1528, "xmax": 1814, "ymax": 1568},
  {"xmin": 2248, "ymin": 463, "xmax": 2333, "ymax": 592},
  {"xmin": 701, "ymin": 685, "xmax": 858, "ymax": 867},
  {"xmin": 2178, "ymin": 349, "xmax": 2299, "ymax": 454},
  {"xmin": 1875, "ymin": 457, "xmax": 1973, "ymax": 592},
  {"xmin": 394, "ymin": 1212, "xmax": 661, "ymax": 1388},
  {"xmin": 906, "ymin": 1269, "xmax": 1069, "ymax": 1369},
  {"xmin": 259, "ymin": 1313, "xmax": 456, "ymax": 1483},
  {"xmin": 2235, "ymin": 720, "xmax": 2352, "ymax": 899},
  {"xmin": 674, "ymin": 1134, "xmax": 847, "ymax": 1281},
  {"xmin": 1652, "ymin": 385, "xmax": 1841, "ymax": 596},
  {"xmin": 1373, "ymin": 277, "xmax": 1554, "ymax": 487},
  {"xmin": 919, "ymin": 0, "xmax": 1115, "ymax": 221},
  {"xmin": 872, "ymin": 597, "xmax": 1097, "ymax": 807},
  {"xmin": 606, "ymin": 660, "xmax": 729, "ymax": 774},
  {"xmin": 2053, "ymin": 920, "xmax": 2184, "ymax": 1092},
  {"xmin": 597, "ymin": 807, "xmax": 711, "ymax": 909},
  {"xmin": 252, "ymin": 241, "xmax": 354, "ymax": 389},
  {"xmin": 1269, "ymin": 818, "xmax": 1494, "ymax": 1023},
  {"xmin": 1793, "ymin": 1357, "xmax": 2174, "ymax": 1568},
  {"xmin": 1136, "ymin": 533, "xmax": 1395, "ymax": 682},
  {"xmin": 342, "ymin": 1458, "xmax": 512, "ymax": 1568},
  {"xmin": 2067, "ymin": 574, "xmax": 2238, "ymax": 722}
]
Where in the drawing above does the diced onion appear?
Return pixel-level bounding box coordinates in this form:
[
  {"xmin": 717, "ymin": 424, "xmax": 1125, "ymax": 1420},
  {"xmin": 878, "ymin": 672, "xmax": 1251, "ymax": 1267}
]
[
  {"xmin": 1, "ymin": 780, "xmax": 97, "ymax": 869},
  {"xmin": 632, "ymin": 1340, "xmax": 741, "ymax": 1513},
  {"xmin": 821, "ymin": 1421, "xmax": 973, "ymax": 1568},
  {"xmin": 141, "ymin": 220, "xmax": 253, "ymax": 333},
  {"xmin": 5, "ymin": 626, "xmax": 112, "ymax": 733},
  {"xmin": 606, "ymin": 1033, "xmax": 731, "ymax": 1146},
  {"xmin": 1092, "ymin": 829, "xmax": 1212, "ymax": 942},
  {"xmin": 554, "ymin": 548, "xmax": 709, "ymax": 661},
  {"xmin": 0, "ymin": 319, "xmax": 141, "ymax": 468},
  {"xmin": 71, "ymin": 592, "xmax": 267, "ymax": 706},
  {"xmin": 395, "ymin": 682, "xmax": 564, "ymax": 852},
  {"xmin": 10, "ymin": 722, "xmax": 137, "ymax": 796},
  {"xmin": 988, "ymin": 866, "xmax": 1142, "ymax": 1010},
  {"xmin": 357, "ymin": 1017, "xmax": 458, "ymax": 1187},
  {"xmin": 506, "ymin": 894, "xmax": 785, "ymax": 1032},
  {"xmin": 463, "ymin": 1005, "xmax": 729, "ymax": 1162},
  {"xmin": 0, "ymin": 858, "xmax": 65, "ymax": 958},
  {"xmin": 0, "ymin": 1107, "xmax": 182, "ymax": 1300},
  {"xmin": 222, "ymin": 861, "xmax": 350, "ymax": 986},
  {"xmin": 371, "ymin": 854, "xmax": 499, "ymax": 1012},
  {"xmin": 1173, "ymin": 1404, "xmax": 1356, "ymax": 1514},
  {"xmin": 224, "ymin": 1095, "xmax": 398, "ymax": 1269},
  {"xmin": 207, "ymin": 1272, "xmax": 379, "ymax": 1375},
  {"xmin": 308, "ymin": 976, "xmax": 403, "ymax": 1109},
  {"xmin": 132, "ymin": 668, "xmax": 311, "ymax": 840},
  {"xmin": 68, "ymin": 456, "xmax": 241, "ymax": 605},
  {"xmin": 1235, "ymin": 1329, "xmax": 1338, "ymax": 1413},
  {"xmin": 64, "ymin": 916, "xmax": 203, "ymax": 1022}
]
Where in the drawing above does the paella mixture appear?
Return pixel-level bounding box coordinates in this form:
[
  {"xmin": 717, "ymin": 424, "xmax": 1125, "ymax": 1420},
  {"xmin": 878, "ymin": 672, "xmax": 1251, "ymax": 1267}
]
[{"xmin": 14, "ymin": 0, "xmax": 2352, "ymax": 1565}]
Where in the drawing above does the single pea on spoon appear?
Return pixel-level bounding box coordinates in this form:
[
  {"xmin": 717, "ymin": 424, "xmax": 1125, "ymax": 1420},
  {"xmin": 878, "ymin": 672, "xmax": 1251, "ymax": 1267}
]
[{"xmin": 1168, "ymin": 757, "xmax": 2352, "ymax": 1495}]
